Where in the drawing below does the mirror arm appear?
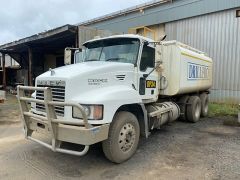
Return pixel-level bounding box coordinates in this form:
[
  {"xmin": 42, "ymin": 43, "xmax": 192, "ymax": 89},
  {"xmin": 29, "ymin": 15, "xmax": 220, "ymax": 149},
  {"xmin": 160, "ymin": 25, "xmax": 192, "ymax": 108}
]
[{"xmin": 143, "ymin": 61, "xmax": 162, "ymax": 79}]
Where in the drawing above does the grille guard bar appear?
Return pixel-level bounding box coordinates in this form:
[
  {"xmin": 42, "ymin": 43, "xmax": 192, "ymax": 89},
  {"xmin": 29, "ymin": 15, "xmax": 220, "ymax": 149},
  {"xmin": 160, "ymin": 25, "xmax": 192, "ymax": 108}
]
[{"xmin": 17, "ymin": 85, "xmax": 93, "ymax": 156}]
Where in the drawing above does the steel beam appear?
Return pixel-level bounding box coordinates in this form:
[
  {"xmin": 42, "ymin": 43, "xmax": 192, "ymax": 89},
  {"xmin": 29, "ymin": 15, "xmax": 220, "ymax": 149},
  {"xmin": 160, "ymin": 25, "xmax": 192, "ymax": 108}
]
[{"xmin": 28, "ymin": 47, "xmax": 33, "ymax": 86}]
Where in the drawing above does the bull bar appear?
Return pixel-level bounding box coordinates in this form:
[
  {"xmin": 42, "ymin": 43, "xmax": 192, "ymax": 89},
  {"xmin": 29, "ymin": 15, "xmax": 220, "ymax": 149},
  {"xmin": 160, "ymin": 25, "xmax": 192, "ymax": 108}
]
[{"xmin": 17, "ymin": 86, "xmax": 109, "ymax": 156}]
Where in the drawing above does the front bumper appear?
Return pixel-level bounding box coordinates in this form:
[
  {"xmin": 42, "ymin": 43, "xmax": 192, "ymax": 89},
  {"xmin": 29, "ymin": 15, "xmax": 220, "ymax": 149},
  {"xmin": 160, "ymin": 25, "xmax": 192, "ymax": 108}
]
[{"xmin": 17, "ymin": 86, "xmax": 109, "ymax": 156}]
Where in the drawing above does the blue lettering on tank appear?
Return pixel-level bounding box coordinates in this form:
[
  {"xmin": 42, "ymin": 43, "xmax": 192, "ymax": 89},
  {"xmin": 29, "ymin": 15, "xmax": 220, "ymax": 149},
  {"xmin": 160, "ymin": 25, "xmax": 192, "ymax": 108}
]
[{"xmin": 188, "ymin": 63, "xmax": 209, "ymax": 80}]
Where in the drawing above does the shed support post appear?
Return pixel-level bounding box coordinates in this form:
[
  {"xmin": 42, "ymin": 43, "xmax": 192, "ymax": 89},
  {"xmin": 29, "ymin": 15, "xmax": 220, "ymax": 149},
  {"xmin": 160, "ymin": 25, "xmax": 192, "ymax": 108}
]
[
  {"xmin": 28, "ymin": 47, "xmax": 33, "ymax": 86},
  {"xmin": 2, "ymin": 53, "xmax": 6, "ymax": 90},
  {"xmin": 75, "ymin": 26, "xmax": 79, "ymax": 48}
]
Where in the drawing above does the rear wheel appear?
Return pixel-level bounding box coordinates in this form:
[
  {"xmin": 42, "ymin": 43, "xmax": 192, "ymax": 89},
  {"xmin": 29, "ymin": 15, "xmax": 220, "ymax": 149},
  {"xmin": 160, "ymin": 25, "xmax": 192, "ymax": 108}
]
[
  {"xmin": 102, "ymin": 111, "xmax": 140, "ymax": 163},
  {"xmin": 186, "ymin": 96, "xmax": 202, "ymax": 123},
  {"xmin": 200, "ymin": 93, "xmax": 209, "ymax": 117}
]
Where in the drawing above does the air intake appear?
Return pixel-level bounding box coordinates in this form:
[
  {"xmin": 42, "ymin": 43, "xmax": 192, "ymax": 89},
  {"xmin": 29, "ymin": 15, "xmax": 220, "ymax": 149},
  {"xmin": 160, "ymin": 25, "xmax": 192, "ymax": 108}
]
[{"xmin": 115, "ymin": 75, "xmax": 126, "ymax": 81}]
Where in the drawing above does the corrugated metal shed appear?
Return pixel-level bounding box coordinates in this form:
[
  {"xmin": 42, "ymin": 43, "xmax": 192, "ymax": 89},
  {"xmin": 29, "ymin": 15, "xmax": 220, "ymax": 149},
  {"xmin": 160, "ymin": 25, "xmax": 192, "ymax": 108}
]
[{"xmin": 165, "ymin": 8, "xmax": 240, "ymax": 103}]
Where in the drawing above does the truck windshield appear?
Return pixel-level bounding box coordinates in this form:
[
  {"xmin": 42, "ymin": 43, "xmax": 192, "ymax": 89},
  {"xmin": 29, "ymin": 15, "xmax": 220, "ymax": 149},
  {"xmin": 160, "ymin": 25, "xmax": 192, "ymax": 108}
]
[{"xmin": 83, "ymin": 38, "xmax": 140, "ymax": 64}]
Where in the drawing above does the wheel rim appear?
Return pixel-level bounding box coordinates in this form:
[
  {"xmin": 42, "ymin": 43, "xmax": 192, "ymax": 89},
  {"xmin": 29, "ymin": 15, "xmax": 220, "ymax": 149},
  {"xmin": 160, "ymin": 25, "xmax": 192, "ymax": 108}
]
[
  {"xmin": 195, "ymin": 101, "xmax": 201, "ymax": 119},
  {"xmin": 118, "ymin": 123, "xmax": 136, "ymax": 153}
]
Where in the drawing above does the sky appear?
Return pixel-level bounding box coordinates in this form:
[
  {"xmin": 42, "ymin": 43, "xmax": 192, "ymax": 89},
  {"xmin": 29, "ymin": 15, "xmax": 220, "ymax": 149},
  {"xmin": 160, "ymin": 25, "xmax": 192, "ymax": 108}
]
[{"xmin": 0, "ymin": 0, "xmax": 151, "ymax": 45}]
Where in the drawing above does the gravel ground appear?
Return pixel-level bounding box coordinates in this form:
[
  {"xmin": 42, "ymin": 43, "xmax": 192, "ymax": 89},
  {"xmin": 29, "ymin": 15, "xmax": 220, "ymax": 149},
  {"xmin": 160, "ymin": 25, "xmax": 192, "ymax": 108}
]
[{"xmin": 0, "ymin": 95, "xmax": 240, "ymax": 180}]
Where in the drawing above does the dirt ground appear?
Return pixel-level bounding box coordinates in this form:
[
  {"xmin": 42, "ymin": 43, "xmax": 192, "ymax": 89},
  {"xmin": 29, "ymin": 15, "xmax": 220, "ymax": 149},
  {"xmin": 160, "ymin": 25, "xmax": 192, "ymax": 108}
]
[{"xmin": 0, "ymin": 95, "xmax": 240, "ymax": 180}]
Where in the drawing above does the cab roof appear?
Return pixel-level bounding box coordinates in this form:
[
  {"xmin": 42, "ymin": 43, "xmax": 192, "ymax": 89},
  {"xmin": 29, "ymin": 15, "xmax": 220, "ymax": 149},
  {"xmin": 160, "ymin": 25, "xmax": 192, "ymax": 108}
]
[{"xmin": 83, "ymin": 34, "xmax": 155, "ymax": 45}]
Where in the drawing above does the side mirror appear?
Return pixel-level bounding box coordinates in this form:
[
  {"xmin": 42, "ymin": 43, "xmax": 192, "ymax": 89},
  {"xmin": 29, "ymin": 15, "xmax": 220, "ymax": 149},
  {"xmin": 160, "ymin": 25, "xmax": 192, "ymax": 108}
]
[
  {"xmin": 64, "ymin": 48, "xmax": 72, "ymax": 65},
  {"xmin": 144, "ymin": 41, "xmax": 149, "ymax": 46}
]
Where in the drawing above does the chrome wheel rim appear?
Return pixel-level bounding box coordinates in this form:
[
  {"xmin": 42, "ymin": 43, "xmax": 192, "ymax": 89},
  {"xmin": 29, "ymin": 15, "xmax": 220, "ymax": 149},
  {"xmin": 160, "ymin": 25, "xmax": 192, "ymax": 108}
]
[{"xmin": 118, "ymin": 123, "xmax": 136, "ymax": 153}]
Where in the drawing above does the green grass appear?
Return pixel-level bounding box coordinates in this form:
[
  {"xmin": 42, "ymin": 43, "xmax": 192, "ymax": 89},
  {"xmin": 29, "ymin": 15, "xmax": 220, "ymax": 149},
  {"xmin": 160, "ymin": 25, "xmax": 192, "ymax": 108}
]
[{"xmin": 208, "ymin": 103, "xmax": 239, "ymax": 117}]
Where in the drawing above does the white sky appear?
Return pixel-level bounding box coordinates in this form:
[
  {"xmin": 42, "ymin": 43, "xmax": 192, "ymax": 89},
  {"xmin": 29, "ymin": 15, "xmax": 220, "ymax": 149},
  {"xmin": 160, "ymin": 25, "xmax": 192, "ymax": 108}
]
[{"xmin": 0, "ymin": 0, "xmax": 151, "ymax": 45}]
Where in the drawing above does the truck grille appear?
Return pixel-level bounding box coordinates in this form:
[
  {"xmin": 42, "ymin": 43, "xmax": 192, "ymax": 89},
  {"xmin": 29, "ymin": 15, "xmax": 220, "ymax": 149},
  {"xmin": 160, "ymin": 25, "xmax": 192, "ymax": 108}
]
[{"xmin": 36, "ymin": 81, "xmax": 66, "ymax": 116}]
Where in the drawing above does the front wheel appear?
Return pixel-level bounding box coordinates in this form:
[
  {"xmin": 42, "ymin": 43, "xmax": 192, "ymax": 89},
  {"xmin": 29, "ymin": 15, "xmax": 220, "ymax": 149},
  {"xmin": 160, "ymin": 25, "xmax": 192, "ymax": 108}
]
[{"xmin": 102, "ymin": 111, "xmax": 140, "ymax": 163}]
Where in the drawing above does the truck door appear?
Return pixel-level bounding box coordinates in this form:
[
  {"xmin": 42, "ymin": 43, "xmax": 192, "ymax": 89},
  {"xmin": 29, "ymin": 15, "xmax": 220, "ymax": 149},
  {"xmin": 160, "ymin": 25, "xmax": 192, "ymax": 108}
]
[{"xmin": 138, "ymin": 43, "xmax": 159, "ymax": 101}]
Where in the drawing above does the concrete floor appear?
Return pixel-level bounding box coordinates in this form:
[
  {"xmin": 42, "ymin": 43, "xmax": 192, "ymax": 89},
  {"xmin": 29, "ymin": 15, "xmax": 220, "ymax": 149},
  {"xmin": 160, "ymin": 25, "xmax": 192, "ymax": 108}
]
[{"xmin": 0, "ymin": 95, "xmax": 240, "ymax": 180}]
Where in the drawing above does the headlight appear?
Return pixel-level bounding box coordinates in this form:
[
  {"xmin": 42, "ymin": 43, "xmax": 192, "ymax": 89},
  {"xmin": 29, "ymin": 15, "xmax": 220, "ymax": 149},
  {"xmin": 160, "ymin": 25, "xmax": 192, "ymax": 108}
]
[{"xmin": 72, "ymin": 105, "xmax": 103, "ymax": 120}]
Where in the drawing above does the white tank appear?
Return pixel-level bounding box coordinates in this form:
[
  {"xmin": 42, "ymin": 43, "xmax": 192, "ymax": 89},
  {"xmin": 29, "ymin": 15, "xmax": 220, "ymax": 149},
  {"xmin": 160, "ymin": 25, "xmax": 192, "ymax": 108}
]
[{"xmin": 157, "ymin": 41, "xmax": 213, "ymax": 96}]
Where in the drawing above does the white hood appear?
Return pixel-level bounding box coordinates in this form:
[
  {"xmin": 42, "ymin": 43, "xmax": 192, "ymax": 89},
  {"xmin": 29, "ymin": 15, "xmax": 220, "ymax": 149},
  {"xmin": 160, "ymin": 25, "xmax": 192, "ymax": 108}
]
[{"xmin": 37, "ymin": 61, "xmax": 134, "ymax": 80}]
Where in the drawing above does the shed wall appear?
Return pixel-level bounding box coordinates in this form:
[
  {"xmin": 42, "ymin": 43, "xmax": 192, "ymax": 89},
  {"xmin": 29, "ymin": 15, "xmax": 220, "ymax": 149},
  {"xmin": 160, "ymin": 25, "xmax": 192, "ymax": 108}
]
[{"xmin": 165, "ymin": 9, "xmax": 240, "ymax": 103}]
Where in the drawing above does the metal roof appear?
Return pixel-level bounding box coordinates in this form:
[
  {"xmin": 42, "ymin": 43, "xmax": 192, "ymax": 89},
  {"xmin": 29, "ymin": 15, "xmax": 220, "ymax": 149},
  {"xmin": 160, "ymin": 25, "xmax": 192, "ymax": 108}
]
[
  {"xmin": 79, "ymin": 0, "xmax": 240, "ymax": 32},
  {"xmin": 0, "ymin": 24, "xmax": 77, "ymax": 50},
  {"xmin": 0, "ymin": 24, "xmax": 77, "ymax": 67},
  {"xmin": 77, "ymin": 0, "xmax": 171, "ymax": 26}
]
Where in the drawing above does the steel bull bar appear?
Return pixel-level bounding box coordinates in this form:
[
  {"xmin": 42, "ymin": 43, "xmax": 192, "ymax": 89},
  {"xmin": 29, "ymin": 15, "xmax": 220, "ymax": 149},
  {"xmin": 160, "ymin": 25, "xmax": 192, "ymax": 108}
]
[{"xmin": 17, "ymin": 86, "xmax": 109, "ymax": 156}]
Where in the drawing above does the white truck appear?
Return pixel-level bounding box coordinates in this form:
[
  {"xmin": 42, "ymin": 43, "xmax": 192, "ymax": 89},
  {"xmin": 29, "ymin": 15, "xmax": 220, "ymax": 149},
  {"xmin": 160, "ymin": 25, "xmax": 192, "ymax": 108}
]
[{"xmin": 17, "ymin": 34, "xmax": 212, "ymax": 163}]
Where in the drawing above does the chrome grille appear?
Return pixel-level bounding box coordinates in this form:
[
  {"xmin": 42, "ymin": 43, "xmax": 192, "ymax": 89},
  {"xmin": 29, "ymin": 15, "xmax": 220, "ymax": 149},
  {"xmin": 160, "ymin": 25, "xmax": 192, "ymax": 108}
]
[{"xmin": 36, "ymin": 82, "xmax": 66, "ymax": 116}]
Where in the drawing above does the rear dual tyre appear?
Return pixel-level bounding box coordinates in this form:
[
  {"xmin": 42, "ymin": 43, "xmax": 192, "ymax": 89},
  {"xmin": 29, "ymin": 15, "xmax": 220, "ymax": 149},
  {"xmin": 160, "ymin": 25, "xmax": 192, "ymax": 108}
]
[
  {"xmin": 186, "ymin": 96, "xmax": 202, "ymax": 123},
  {"xmin": 185, "ymin": 93, "xmax": 209, "ymax": 122},
  {"xmin": 199, "ymin": 93, "xmax": 209, "ymax": 117}
]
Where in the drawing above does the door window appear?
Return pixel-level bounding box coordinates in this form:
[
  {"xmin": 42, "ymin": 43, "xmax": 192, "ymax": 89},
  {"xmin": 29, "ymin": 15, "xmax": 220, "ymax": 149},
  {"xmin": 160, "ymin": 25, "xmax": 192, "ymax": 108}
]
[{"xmin": 140, "ymin": 45, "xmax": 155, "ymax": 71}]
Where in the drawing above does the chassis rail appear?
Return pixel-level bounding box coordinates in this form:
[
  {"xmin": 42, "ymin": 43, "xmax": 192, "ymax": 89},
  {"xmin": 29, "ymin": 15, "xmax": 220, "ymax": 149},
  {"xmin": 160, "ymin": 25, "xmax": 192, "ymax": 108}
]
[{"xmin": 17, "ymin": 85, "xmax": 109, "ymax": 156}]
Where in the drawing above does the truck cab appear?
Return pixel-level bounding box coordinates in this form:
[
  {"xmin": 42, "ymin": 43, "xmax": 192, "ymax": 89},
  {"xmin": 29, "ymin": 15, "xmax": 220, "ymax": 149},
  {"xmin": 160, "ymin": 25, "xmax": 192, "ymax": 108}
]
[
  {"xmin": 17, "ymin": 34, "xmax": 212, "ymax": 163},
  {"xmin": 75, "ymin": 34, "xmax": 159, "ymax": 102}
]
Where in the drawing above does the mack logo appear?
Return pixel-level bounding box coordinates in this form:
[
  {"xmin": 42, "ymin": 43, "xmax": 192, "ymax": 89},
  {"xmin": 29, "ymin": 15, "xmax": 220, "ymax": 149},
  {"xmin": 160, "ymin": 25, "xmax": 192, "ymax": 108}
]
[
  {"xmin": 188, "ymin": 63, "xmax": 209, "ymax": 80},
  {"xmin": 146, "ymin": 80, "xmax": 156, "ymax": 88},
  {"xmin": 37, "ymin": 80, "xmax": 65, "ymax": 86}
]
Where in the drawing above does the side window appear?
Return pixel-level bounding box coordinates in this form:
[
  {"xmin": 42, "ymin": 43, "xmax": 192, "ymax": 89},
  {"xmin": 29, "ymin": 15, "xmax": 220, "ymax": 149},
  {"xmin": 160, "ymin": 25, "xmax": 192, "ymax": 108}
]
[{"xmin": 140, "ymin": 45, "xmax": 155, "ymax": 71}]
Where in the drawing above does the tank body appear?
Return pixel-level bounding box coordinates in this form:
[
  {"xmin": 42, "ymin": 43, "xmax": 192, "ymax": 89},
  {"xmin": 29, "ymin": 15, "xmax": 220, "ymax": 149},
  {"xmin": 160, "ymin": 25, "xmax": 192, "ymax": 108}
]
[{"xmin": 157, "ymin": 41, "xmax": 213, "ymax": 96}]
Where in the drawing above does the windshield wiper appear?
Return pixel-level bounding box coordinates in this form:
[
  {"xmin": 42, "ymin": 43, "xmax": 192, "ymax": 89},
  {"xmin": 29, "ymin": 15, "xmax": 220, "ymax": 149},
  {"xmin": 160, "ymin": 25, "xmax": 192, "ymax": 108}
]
[
  {"xmin": 106, "ymin": 57, "xmax": 125, "ymax": 61},
  {"xmin": 85, "ymin": 59, "xmax": 99, "ymax": 62}
]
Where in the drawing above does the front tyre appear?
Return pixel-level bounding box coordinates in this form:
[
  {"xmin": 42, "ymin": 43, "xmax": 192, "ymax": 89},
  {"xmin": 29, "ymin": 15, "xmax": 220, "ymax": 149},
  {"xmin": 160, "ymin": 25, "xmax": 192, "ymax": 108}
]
[{"xmin": 102, "ymin": 111, "xmax": 140, "ymax": 163}]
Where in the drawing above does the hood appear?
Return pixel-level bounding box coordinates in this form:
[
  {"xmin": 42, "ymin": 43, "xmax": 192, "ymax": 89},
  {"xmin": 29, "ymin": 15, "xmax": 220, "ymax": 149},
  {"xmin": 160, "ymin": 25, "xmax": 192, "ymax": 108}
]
[
  {"xmin": 37, "ymin": 61, "xmax": 135, "ymax": 80},
  {"xmin": 36, "ymin": 61, "xmax": 136, "ymax": 105}
]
